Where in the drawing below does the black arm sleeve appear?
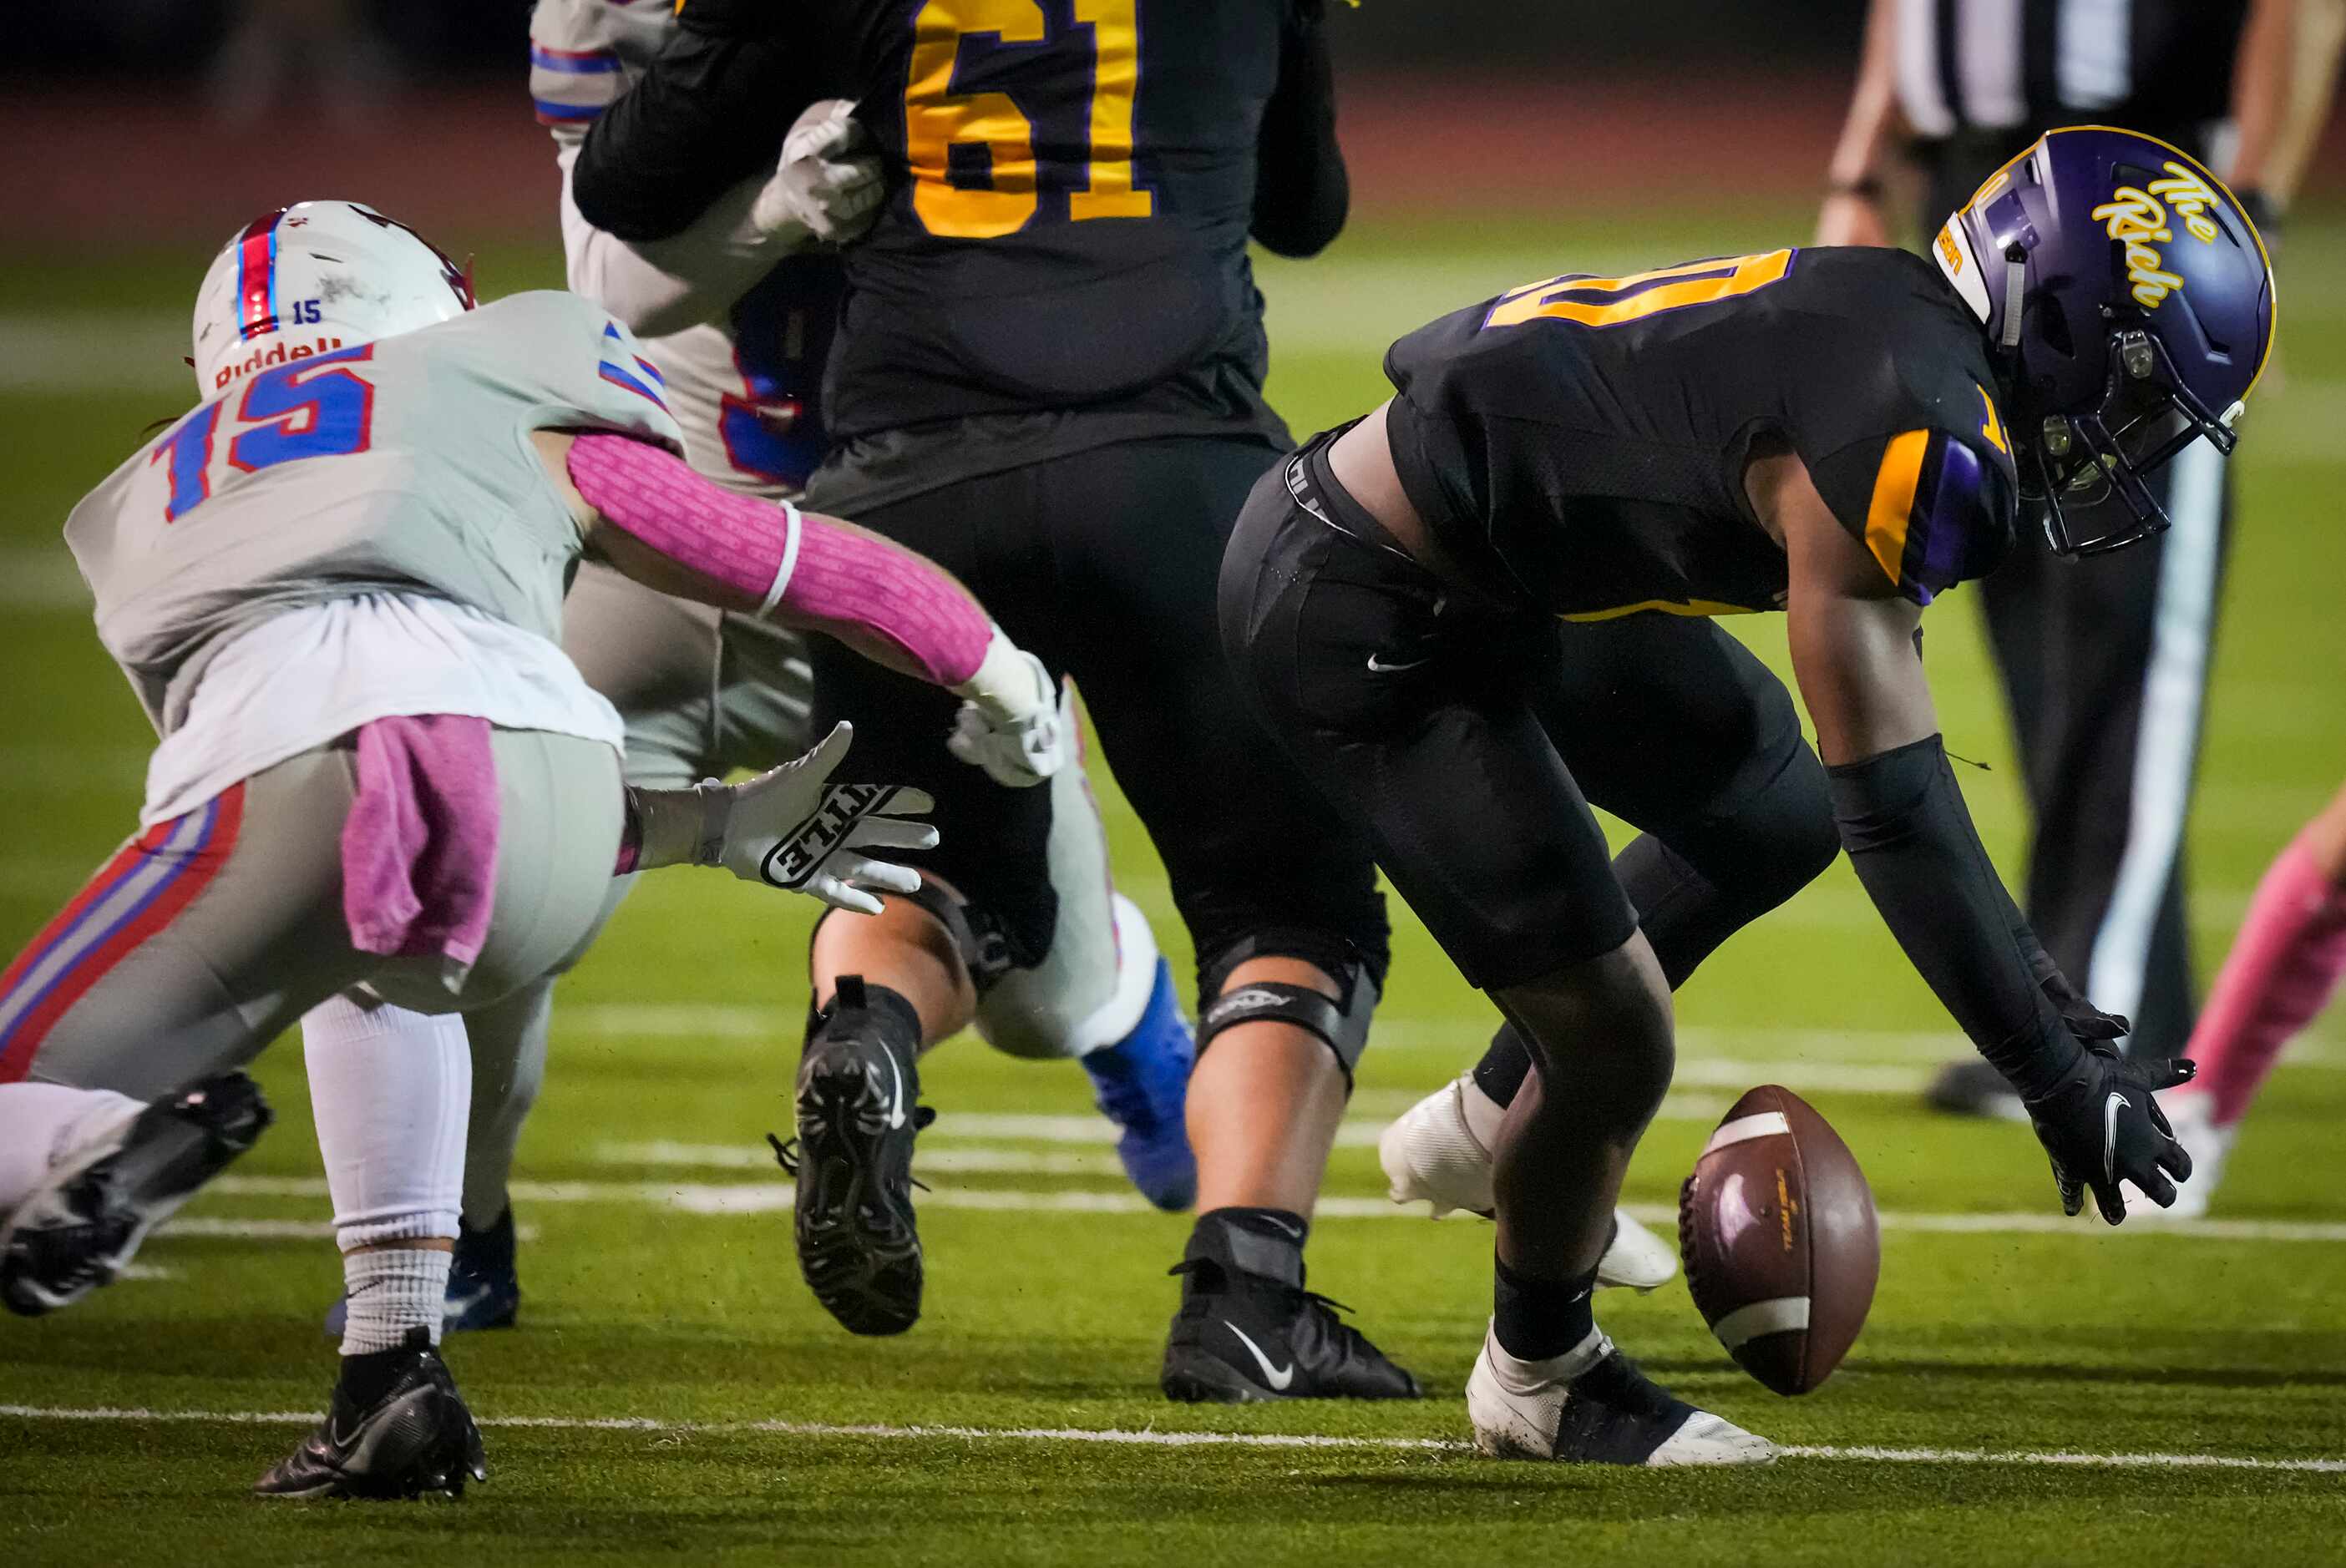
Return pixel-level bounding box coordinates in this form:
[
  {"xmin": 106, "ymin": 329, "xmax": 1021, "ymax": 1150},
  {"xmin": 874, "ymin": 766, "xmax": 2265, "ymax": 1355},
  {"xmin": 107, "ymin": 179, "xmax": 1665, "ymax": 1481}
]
[
  {"xmin": 1250, "ymin": 0, "xmax": 1348, "ymax": 258},
  {"xmin": 1827, "ymin": 734, "xmax": 2084, "ymax": 1100},
  {"xmin": 573, "ymin": 23, "xmax": 805, "ymax": 245}
]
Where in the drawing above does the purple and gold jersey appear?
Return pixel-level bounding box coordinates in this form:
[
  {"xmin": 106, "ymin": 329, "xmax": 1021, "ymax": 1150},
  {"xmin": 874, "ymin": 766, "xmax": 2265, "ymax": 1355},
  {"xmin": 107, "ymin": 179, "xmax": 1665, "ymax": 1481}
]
[{"xmin": 1382, "ymin": 245, "xmax": 2021, "ymax": 621}]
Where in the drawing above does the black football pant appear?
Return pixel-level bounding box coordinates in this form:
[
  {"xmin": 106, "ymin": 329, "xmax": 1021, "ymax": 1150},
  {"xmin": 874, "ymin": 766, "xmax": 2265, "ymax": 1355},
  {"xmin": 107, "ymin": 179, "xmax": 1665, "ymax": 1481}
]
[
  {"xmin": 1976, "ymin": 453, "xmax": 2231, "ymax": 1060},
  {"xmin": 1925, "ymin": 135, "xmax": 2232, "ymax": 1060},
  {"xmin": 1219, "ymin": 442, "xmax": 1837, "ymax": 995},
  {"xmin": 802, "ymin": 436, "xmax": 1390, "ymax": 1008}
]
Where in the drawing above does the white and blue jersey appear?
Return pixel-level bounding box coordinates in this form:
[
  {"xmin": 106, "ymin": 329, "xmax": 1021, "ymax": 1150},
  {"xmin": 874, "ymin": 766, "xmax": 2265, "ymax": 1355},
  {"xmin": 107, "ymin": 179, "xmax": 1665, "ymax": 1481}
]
[{"xmin": 530, "ymin": 0, "xmax": 843, "ymax": 501}]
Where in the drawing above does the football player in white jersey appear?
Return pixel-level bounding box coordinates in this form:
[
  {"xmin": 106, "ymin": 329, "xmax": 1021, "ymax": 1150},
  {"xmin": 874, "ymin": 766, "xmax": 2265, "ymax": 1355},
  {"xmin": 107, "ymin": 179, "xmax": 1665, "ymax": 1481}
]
[
  {"xmin": 0, "ymin": 200, "xmax": 1064, "ymax": 1497},
  {"xmin": 312, "ymin": 2, "xmax": 1200, "ymax": 1339}
]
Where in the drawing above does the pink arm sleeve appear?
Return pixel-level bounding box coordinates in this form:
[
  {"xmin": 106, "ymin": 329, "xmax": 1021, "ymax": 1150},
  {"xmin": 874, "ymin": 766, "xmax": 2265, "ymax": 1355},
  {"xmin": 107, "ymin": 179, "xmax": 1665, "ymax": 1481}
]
[{"xmin": 567, "ymin": 432, "xmax": 993, "ymax": 686}]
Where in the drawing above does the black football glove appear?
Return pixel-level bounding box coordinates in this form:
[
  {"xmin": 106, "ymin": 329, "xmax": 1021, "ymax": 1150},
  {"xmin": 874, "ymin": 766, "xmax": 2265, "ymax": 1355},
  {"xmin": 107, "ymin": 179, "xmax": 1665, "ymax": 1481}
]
[
  {"xmin": 2038, "ymin": 965, "xmax": 2130, "ymax": 1044},
  {"xmin": 2021, "ymin": 1044, "xmax": 2195, "ymax": 1225}
]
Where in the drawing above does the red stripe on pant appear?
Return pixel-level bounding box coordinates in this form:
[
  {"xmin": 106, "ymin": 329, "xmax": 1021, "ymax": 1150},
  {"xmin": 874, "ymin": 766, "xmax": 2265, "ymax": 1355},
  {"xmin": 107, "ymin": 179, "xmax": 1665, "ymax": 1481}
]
[{"xmin": 0, "ymin": 783, "xmax": 246, "ymax": 1084}]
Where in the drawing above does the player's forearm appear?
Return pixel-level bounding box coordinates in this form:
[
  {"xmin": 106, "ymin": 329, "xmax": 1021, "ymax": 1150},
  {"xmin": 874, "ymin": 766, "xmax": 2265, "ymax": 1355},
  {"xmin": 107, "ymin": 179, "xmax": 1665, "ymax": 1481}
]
[
  {"xmin": 574, "ymin": 24, "xmax": 791, "ymax": 244},
  {"xmin": 2225, "ymin": 0, "xmax": 2301, "ymax": 195},
  {"xmin": 559, "ymin": 147, "xmax": 796, "ymax": 338},
  {"xmin": 564, "ymin": 432, "xmax": 997, "ymax": 689},
  {"xmin": 1828, "ymin": 736, "xmax": 2083, "ymax": 1097},
  {"xmin": 1251, "ymin": 2, "xmax": 1348, "ymax": 258}
]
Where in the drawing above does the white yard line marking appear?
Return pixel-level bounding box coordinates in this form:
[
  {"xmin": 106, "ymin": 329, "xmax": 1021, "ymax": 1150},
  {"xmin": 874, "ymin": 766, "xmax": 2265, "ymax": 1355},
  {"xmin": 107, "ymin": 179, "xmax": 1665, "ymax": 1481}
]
[
  {"xmin": 184, "ymin": 1176, "xmax": 2346, "ymax": 1242},
  {"xmin": 0, "ymin": 1404, "xmax": 2338, "ymax": 1473}
]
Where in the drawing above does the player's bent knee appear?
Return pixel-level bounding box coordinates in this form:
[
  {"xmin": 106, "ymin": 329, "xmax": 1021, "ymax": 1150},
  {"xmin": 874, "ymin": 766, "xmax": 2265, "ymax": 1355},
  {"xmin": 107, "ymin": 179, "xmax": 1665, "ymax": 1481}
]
[
  {"xmin": 976, "ymin": 894, "xmax": 1158, "ymax": 1060},
  {"xmin": 1498, "ymin": 941, "xmax": 1675, "ymax": 1114},
  {"xmin": 1757, "ymin": 747, "xmax": 1842, "ymax": 894},
  {"xmin": 1196, "ymin": 930, "xmax": 1381, "ymax": 1080}
]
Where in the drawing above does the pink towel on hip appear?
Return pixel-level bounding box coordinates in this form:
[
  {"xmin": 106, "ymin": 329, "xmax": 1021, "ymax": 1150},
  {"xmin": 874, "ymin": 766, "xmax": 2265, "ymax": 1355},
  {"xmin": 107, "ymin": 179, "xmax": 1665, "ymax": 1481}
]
[{"xmin": 341, "ymin": 714, "xmax": 501, "ymax": 988}]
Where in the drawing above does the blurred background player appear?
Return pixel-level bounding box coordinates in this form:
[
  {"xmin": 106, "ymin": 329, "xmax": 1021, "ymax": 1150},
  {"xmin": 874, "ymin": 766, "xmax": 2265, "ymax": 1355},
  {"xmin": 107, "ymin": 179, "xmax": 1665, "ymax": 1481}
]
[
  {"xmin": 571, "ymin": 0, "xmax": 1414, "ymax": 1393},
  {"xmin": 1818, "ymin": 0, "xmax": 2299, "ymax": 1118},
  {"xmin": 0, "ymin": 200, "xmax": 1069, "ymax": 1495},
  {"xmin": 2148, "ymin": 776, "xmax": 2346, "ymax": 1213},
  {"xmin": 315, "ymin": 0, "xmax": 1208, "ymax": 1340},
  {"xmin": 2131, "ymin": 0, "xmax": 2346, "ymax": 1212},
  {"xmin": 1222, "ymin": 125, "xmax": 2267, "ymax": 1462}
]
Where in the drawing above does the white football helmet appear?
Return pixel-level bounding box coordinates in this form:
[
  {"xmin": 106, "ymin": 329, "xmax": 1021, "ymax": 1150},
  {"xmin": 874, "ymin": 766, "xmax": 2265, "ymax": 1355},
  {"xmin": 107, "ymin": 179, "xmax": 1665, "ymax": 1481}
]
[{"xmin": 190, "ymin": 200, "xmax": 474, "ymax": 396}]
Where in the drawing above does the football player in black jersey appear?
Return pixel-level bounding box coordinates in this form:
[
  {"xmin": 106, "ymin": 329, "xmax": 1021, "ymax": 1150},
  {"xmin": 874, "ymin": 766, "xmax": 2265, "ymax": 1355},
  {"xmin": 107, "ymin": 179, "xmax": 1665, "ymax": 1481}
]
[
  {"xmin": 1220, "ymin": 127, "xmax": 2275, "ymax": 1462},
  {"xmin": 573, "ymin": 1, "xmax": 1415, "ymax": 1400}
]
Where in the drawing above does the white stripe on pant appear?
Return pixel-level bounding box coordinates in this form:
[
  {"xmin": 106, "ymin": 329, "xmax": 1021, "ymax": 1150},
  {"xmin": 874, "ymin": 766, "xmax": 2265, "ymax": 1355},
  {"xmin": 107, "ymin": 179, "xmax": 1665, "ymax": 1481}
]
[{"xmin": 2088, "ymin": 437, "xmax": 2226, "ymax": 1042}]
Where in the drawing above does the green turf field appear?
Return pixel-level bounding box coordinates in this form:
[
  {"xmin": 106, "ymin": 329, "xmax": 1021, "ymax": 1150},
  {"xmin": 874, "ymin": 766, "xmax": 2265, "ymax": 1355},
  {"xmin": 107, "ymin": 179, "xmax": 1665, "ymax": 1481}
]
[{"xmin": 4, "ymin": 210, "xmax": 2346, "ymax": 1565}]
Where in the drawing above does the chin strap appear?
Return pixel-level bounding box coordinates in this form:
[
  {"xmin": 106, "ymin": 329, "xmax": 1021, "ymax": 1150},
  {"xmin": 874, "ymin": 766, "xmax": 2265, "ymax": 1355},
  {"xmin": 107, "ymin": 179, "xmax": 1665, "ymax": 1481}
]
[{"xmin": 1999, "ymin": 244, "xmax": 2027, "ymax": 352}]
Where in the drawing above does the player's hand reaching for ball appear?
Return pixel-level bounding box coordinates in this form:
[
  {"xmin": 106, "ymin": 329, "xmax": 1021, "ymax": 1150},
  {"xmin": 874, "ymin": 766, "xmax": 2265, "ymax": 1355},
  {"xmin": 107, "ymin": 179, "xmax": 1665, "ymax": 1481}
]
[
  {"xmin": 754, "ymin": 99, "xmax": 884, "ymax": 246},
  {"xmin": 2021, "ymin": 1044, "xmax": 2196, "ymax": 1225},
  {"xmin": 630, "ymin": 723, "xmax": 937, "ymax": 915}
]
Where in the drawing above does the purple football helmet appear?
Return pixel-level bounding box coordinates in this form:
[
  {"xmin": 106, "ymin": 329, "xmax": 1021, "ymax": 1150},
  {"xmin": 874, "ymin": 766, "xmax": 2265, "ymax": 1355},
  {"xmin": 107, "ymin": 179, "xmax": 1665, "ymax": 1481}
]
[{"xmin": 1931, "ymin": 126, "xmax": 2276, "ymax": 555}]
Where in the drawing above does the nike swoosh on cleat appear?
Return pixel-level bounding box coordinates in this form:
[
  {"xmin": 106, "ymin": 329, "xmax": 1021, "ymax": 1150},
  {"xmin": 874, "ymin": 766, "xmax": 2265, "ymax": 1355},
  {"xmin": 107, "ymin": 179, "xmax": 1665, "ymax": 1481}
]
[
  {"xmin": 1223, "ymin": 1321, "xmax": 1295, "ymax": 1392},
  {"xmin": 443, "ymin": 1286, "xmax": 494, "ymax": 1320},
  {"xmin": 2103, "ymin": 1090, "xmax": 2127, "ymax": 1186},
  {"xmin": 884, "ymin": 1052, "xmax": 907, "ymax": 1132},
  {"xmin": 1365, "ymin": 652, "xmax": 1431, "ymax": 673}
]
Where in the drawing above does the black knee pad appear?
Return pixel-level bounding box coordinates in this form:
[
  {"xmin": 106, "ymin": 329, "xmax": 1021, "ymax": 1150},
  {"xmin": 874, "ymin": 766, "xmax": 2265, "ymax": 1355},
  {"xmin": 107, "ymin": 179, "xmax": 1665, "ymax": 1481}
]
[
  {"xmin": 807, "ymin": 874, "xmax": 1021, "ymax": 994},
  {"xmin": 1195, "ymin": 930, "xmax": 1381, "ymax": 1080}
]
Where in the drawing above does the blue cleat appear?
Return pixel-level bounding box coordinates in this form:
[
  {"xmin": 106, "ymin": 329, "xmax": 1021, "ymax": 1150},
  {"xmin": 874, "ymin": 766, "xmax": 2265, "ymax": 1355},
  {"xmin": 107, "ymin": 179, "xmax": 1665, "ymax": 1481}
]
[
  {"xmin": 322, "ymin": 1206, "xmax": 521, "ymax": 1338},
  {"xmin": 1082, "ymin": 959, "xmax": 1198, "ymax": 1211}
]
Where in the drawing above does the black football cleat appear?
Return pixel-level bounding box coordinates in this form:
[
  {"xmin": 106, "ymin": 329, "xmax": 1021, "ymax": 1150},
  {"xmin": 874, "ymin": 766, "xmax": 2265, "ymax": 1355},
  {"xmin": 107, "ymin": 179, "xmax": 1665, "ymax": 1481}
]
[
  {"xmin": 3, "ymin": 1073, "xmax": 272, "ymax": 1317},
  {"xmin": 1467, "ymin": 1326, "xmax": 1775, "ymax": 1465},
  {"xmin": 1160, "ymin": 1256, "xmax": 1423, "ymax": 1403},
  {"xmin": 255, "ymin": 1328, "xmax": 489, "ymax": 1500},
  {"xmin": 773, "ymin": 978, "xmax": 933, "ymax": 1337}
]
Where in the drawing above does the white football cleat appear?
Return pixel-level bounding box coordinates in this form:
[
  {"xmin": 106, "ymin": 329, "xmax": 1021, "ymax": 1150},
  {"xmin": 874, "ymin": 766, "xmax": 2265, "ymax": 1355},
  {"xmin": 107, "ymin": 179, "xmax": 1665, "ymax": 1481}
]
[
  {"xmin": 2123, "ymin": 1088, "xmax": 2234, "ymax": 1219},
  {"xmin": 1467, "ymin": 1323, "xmax": 1776, "ymax": 1467},
  {"xmin": 1378, "ymin": 1074, "xmax": 1679, "ymax": 1291},
  {"xmin": 1378, "ymin": 1075, "xmax": 1493, "ymax": 1218}
]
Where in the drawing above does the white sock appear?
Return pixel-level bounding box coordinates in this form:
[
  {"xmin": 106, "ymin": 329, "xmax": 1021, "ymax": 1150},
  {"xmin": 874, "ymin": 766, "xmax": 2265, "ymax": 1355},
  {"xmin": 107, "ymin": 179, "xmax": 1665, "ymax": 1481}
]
[
  {"xmin": 300, "ymin": 993, "xmax": 469, "ymax": 1252},
  {"xmin": 1484, "ymin": 1319, "xmax": 1614, "ymax": 1389},
  {"xmin": 341, "ymin": 1245, "xmax": 453, "ymax": 1355},
  {"xmin": 0, "ymin": 1083, "xmax": 145, "ymax": 1212}
]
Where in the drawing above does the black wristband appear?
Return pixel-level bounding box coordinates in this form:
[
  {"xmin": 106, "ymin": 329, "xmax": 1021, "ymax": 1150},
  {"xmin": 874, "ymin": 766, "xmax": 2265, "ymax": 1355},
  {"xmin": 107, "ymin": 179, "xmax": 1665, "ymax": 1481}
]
[{"xmin": 1828, "ymin": 177, "xmax": 1887, "ymax": 201}]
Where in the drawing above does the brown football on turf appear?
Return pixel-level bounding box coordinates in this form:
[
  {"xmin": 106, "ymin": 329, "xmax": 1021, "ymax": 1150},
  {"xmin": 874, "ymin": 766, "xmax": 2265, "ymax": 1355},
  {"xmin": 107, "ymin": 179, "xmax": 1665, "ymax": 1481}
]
[{"xmin": 1677, "ymin": 1085, "xmax": 1879, "ymax": 1395}]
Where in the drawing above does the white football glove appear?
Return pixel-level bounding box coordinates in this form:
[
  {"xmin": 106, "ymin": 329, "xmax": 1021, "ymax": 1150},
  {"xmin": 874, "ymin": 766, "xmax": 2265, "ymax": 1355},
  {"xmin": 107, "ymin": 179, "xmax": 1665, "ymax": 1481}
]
[
  {"xmin": 701, "ymin": 722, "xmax": 935, "ymax": 914},
  {"xmin": 752, "ymin": 98, "xmax": 884, "ymax": 246},
  {"xmin": 946, "ymin": 648, "xmax": 1064, "ymax": 788}
]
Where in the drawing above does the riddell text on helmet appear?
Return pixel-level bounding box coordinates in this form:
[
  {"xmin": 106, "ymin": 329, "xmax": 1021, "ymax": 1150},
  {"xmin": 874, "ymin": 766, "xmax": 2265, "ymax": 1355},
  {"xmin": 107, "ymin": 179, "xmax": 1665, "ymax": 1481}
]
[{"xmin": 215, "ymin": 335, "xmax": 347, "ymax": 392}]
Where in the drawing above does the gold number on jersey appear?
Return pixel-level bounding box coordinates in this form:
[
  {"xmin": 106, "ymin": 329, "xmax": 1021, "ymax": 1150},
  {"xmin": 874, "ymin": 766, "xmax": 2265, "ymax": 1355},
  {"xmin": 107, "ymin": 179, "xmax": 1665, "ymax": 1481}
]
[
  {"xmin": 1068, "ymin": 0, "xmax": 1152, "ymax": 221},
  {"xmin": 908, "ymin": 0, "xmax": 1046, "ymax": 239},
  {"xmin": 904, "ymin": 0, "xmax": 1155, "ymax": 240},
  {"xmin": 1482, "ymin": 250, "xmax": 1796, "ymax": 331}
]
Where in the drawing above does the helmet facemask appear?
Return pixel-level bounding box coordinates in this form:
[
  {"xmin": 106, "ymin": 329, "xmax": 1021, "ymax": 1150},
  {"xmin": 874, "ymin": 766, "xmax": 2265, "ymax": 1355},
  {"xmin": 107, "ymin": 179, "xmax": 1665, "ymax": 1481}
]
[{"xmin": 2017, "ymin": 321, "xmax": 2241, "ymax": 556}]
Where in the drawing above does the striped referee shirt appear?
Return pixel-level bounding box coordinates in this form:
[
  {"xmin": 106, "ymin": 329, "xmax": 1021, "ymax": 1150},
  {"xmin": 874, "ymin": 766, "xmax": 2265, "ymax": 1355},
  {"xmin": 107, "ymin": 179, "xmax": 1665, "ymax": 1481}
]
[{"xmin": 1894, "ymin": 0, "xmax": 2246, "ymax": 142}]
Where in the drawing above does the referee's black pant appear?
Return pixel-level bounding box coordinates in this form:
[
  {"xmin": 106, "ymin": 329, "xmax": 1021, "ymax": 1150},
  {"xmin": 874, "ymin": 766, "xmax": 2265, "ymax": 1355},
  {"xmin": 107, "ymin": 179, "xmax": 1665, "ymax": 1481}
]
[{"xmin": 1925, "ymin": 136, "xmax": 2232, "ymax": 1060}]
